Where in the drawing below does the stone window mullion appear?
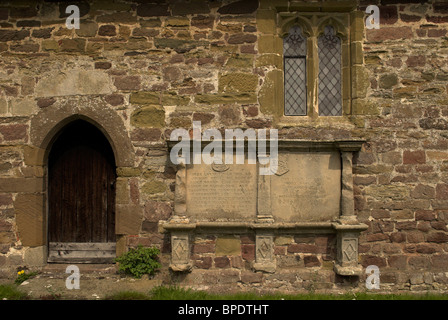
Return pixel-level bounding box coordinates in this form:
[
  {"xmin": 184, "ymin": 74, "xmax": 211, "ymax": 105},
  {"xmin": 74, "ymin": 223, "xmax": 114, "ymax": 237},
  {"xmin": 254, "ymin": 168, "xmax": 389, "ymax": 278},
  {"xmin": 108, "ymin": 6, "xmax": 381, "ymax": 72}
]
[{"xmin": 307, "ymin": 34, "xmax": 319, "ymax": 119}]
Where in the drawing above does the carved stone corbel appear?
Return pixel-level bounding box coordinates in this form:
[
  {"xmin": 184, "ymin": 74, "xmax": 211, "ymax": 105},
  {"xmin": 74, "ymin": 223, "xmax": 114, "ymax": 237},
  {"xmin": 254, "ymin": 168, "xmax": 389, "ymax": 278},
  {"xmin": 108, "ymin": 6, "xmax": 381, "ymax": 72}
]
[
  {"xmin": 333, "ymin": 224, "xmax": 367, "ymax": 276},
  {"xmin": 252, "ymin": 230, "xmax": 276, "ymax": 273},
  {"xmin": 170, "ymin": 231, "xmax": 192, "ymax": 272}
]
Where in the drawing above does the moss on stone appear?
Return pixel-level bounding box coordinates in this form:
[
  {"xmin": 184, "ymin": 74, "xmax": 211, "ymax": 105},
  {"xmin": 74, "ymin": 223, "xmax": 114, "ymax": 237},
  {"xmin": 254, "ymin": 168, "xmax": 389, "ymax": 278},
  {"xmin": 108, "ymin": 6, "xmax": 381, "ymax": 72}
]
[
  {"xmin": 141, "ymin": 180, "xmax": 167, "ymax": 195},
  {"xmin": 131, "ymin": 106, "xmax": 165, "ymax": 128}
]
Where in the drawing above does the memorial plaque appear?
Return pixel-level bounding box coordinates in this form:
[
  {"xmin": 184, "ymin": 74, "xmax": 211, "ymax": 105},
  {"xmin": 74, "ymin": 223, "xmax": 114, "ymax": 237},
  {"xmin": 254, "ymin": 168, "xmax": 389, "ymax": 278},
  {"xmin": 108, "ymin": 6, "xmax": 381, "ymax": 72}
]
[
  {"xmin": 186, "ymin": 159, "xmax": 257, "ymax": 221},
  {"xmin": 167, "ymin": 139, "xmax": 366, "ymax": 275},
  {"xmin": 270, "ymin": 152, "xmax": 341, "ymax": 222}
]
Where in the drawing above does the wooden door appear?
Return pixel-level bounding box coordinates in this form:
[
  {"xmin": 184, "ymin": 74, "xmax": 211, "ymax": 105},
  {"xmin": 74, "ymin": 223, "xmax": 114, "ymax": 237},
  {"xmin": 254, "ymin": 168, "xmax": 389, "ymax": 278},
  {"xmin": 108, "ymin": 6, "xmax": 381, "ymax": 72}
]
[{"xmin": 48, "ymin": 120, "xmax": 116, "ymax": 263}]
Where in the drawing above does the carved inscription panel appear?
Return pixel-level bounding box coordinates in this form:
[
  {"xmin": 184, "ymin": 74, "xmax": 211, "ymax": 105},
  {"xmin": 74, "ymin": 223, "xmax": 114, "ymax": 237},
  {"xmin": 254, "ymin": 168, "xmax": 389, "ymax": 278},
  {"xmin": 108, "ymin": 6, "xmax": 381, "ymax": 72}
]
[
  {"xmin": 183, "ymin": 151, "xmax": 341, "ymax": 222},
  {"xmin": 186, "ymin": 162, "xmax": 257, "ymax": 220},
  {"xmin": 270, "ymin": 152, "xmax": 341, "ymax": 222}
]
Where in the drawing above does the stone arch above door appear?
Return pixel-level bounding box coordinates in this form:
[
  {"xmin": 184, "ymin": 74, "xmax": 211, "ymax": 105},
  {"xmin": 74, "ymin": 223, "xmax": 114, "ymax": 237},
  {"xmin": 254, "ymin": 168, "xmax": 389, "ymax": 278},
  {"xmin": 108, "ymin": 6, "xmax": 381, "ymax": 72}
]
[{"xmin": 27, "ymin": 98, "xmax": 134, "ymax": 168}]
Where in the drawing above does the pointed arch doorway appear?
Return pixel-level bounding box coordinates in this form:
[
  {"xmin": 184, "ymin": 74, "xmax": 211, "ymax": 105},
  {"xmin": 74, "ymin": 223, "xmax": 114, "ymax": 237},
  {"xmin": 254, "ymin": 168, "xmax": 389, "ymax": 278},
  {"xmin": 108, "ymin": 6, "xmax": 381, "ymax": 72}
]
[{"xmin": 47, "ymin": 120, "xmax": 116, "ymax": 263}]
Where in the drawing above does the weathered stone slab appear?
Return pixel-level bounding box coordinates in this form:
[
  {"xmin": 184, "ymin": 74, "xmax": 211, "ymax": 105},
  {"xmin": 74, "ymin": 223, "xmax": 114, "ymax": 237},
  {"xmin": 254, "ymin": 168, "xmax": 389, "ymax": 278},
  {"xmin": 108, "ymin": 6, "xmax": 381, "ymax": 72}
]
[
  {"xmin": 115, "ymin": 204, "xmax": 143, "ymax": 235},
  {"xmin": 270, "ymin": 152, "xmax": 341, "ymax": 222},
  {"xmin": 0, "ymin": 178, "xmax": 44, "ymax": 193},
  {"xmin": 35, "ymin": 69, "xmax": 114, "ymax": 97},
  {"xmin": 183, "ymin": 151, "xmax": 340, "ymax": 222},
  {"xmin": 186, "ymin": 159, "xmax": 257, "ymax": 221},
  {"xmin": 15, "ymin": 193, "xmax": 45, "ymax": 247},
  {"xmin": 215, "ymin": 235, "xmax": 241, "ymax": 256}
]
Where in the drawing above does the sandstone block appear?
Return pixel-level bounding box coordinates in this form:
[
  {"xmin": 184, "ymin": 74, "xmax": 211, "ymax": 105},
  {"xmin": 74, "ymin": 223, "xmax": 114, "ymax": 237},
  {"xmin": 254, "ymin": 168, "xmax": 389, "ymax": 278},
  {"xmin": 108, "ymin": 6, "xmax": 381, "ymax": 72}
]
[
  {"xmin": 141, "ymin": 180, "xmax": 167, "ymax": 195},
  {"xmin": 35, "ymin": 70, "xmax": 114, "ymax": 97},
  {"xmin": 191, "ymin": 15, "xmax": 214, "ymax": 29},
  {"xmin": 274, "ymin": 236, "xmax": 293, "ymax": 246},
  {"xmin": 114, "ymin": 76, "xmax": 141, "ymax": 91},
  {"xmin": 304, "ymin": 255, "xmax": 321, "ymax": 267},
  {"xmin": 98, "ymin": 25, "xmax": 116, "ymax": 37},
  {"xmin": 0, "ymin": 29, "xmax": 29, "ymax": 42},
  {"xmin": 96, "ymin": 12, "xmax": 136, "ymax": 24},
  {"xmin": 172, "ymin": 1, "xmax": 210, "ymax": 15},
  {"xmin": 15, "ymin": 193, "xmax": 45, "ymax": 247},
  {"xmin": 379, "ymin": 74, "xmax": 398, "ymax": 89},
  {"xmin": 0, "ymin": 124, "xmax": 28, "ymax": 142},
  {"xmin": 215, "ymin": 236, "xmax": 241, "ymax": 256},
  {"xmin": 0, "ymin": 98, "xmax": 7, "ymax": 114},
  {"xmin": 403, "ymin": 150, "xmax": 426, "ymax": 164},
  {"xmin": 60, "ymin": 38, "xmax": 86, "ymax": 52},
  {"xmin": 130, "ymin": 92, "xmax": 160, "ymax": 105},
  {"xmin": 365, "ymin": 185, "xmax": 409, "ymax": 200},
  {"xmin": 154, "ymin": 38, "xmax": 209, "ymax": 53},
  {"xmin": 115, "ymin": 204, "xmax": 143, "ymax": 235},
  {"xmin": 218, "ymin": 104, "xmax": 241, "ymax": 126},
  {"xmin": 227, "ymin": 33, "xmax": 257, "ymax": 44},
  {"xmin": 131, "ymin": 106, "xmax": 165, "ymax": 128},
  {"xmin": 166, "ymin": 17, "xmax": 190, "ymax": 27},
  {"xmin": 411, "ymin": 184, "xmax": 435, "ymax": 199},
  {"xmin": 75, "ymin": 21, "xmax": 98, "ymax": 37},
  {"xmin": 10, "ymin": 98, "xmax": 36, "ymax": 116},
  {"xmin": 218, "ymin": 0, "xmax": 258, "ymax": 14},
  {"xmin": 259, "ymin": 69, "xmax": 282, "ymax": 117},
  {"xmin": 137, "ymin": 4, "xmax": 169, "ymax": 17},
  {"xmin": 218, "ymin": 73, "xmax": 258, "ymax": 93},
  {"xmin": 195, "ymin": 93, "xmax": 257, "ymax": 104},
  {"xmin": 367, "ymin": 26, "xmax": 413, "ymax": 42},
  {"xmin": 214, "ymin": 256, "xmax": 230, "ymax": 268},
  {"xmin": 24, "ymin": 246, "xmax": 46, "ymax": 266}
]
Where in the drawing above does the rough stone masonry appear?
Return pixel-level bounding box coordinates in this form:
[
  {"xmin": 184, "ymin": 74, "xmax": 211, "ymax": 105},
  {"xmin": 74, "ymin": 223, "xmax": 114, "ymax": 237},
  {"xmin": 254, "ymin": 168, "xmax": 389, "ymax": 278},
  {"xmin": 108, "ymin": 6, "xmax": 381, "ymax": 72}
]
[{"xmin": 0, "ymin": 0, "xmax": 448, "ymax": 294}]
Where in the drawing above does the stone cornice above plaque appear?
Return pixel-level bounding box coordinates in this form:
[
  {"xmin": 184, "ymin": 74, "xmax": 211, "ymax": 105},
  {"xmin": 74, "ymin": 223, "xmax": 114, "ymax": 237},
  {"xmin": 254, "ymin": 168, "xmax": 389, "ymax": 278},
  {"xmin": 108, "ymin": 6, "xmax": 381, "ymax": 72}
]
[{"xmin": 167, "ymin": 139, "xmax": 365, "ymax": 152}]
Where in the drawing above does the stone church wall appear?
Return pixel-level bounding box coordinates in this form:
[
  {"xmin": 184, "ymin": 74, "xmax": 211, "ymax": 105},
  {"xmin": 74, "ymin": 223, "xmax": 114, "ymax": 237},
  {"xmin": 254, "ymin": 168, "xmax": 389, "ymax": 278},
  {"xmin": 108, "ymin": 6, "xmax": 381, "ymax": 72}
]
[{"xmin": 0, "ymin": 0, "xmax": 447, "ymax": 293}]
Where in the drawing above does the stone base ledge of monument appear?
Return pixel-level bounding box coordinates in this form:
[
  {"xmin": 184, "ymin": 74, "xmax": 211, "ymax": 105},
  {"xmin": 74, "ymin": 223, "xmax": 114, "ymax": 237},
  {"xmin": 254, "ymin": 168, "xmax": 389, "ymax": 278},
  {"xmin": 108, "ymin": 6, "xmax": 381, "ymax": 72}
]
[
  {"xmin": 161, "ymin": 221, "xmax": 339, "ymax": 233},
  {"xmin": 252, "ymin": 261, "xmax": 276, "ymax": 273},
  {"xmin": 163, "ymin": 220, "xmax": 369, "ymax": 276},
  {"xmin": 333, "ymin": 264, "xmax": 364, "ymax": 276},
  {"xmin": 169, "ymin": 262, "xmax": 193, "ymax": 272},
  {"xmin": 161, "ymin": 221, "xmax": 368, "ymax": 232}
]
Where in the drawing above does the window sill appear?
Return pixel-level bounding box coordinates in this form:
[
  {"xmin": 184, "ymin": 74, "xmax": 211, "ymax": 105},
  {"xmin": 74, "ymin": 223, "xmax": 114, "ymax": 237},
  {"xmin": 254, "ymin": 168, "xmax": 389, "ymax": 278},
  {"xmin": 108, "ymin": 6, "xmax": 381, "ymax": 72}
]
[{"xmin": 275, "ymin": 114, "xmax": 355, "ymax": 128}]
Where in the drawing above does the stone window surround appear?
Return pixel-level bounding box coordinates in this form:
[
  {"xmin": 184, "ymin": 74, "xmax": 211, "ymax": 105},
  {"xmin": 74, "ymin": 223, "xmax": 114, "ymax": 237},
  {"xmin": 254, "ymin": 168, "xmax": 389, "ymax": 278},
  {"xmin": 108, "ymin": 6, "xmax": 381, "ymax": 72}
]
[
  {"xmin": 281, "ymin": 13, "xmax": 347, "ymax": 118},
  {"xmin": 257, "ymin": 1, "xmax": 365, "ymax": 126},
  {"xmin": 163, "ymin": 139, "xmax": 368, "ymax": 276}
]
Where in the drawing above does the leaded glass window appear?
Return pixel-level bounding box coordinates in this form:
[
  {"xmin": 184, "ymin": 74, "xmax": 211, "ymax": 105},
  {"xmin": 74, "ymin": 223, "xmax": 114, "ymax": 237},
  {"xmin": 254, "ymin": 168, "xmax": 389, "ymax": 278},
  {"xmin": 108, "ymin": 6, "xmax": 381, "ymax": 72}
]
[
  {"xmin": 283, "ymin": 26, "xmax": 307, "ymax": 116},
  {"xmin": 318, "ymin": 26, "xmax": 342, "ymax": 116}
]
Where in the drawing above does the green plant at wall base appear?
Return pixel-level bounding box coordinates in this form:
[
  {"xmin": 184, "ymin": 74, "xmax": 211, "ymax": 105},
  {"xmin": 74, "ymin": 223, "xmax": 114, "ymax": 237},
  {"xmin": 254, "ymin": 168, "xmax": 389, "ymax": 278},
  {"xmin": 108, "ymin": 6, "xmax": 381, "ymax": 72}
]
[
  {"xmin": 14, "ymin": 269, "xmax": 38, "ymax": 285},
  {"xmin": 115, "ymin": 245, "xmax": 161, "ymax": 278}
]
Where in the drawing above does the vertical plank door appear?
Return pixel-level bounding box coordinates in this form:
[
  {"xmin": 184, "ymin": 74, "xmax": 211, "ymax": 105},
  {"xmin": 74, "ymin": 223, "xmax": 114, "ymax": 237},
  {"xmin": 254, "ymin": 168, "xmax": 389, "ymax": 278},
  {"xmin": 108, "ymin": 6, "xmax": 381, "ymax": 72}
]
[{"xmin": 47, "ymin": 120, "xmax": 116, "ymax": 263}]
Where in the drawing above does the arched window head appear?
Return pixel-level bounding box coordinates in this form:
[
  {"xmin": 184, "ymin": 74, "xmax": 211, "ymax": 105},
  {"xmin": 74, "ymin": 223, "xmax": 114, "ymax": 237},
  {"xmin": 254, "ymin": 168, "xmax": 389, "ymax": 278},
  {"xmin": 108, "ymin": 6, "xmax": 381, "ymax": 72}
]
[
  {"xmin": 318, "ymin": 25, "xmax": 342, "ymax": 116},
  {"xmin": 283, "ymin": 25, "xmax": 307, "ymax": 116}
]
